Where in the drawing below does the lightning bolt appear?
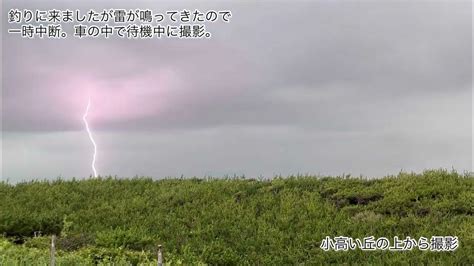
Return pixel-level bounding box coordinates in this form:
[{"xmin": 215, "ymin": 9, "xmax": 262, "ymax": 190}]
[{"xmin": 83, "ymin": 97, "xmax": 98, "ymax": 177}]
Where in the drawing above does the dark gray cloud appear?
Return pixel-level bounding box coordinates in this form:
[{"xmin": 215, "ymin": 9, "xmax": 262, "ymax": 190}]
[{"xmin": 3, "ymin": 1, "xmax": 471, "ymax": 132}]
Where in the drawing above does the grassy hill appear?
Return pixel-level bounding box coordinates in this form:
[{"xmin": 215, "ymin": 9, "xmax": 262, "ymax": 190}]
[{"xmin": 0, "ymin": 169, "xmax": 473, "ymax": 265}]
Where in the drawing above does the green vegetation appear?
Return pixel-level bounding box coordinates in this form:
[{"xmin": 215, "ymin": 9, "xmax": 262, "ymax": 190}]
[{"xmin": 1, "ymin": 169, "xmax": 473, "ymax": 265}]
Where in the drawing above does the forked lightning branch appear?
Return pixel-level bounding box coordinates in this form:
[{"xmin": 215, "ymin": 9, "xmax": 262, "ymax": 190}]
[{"xmin": 82, "ymin": 97, "xmax": 98, "ymax": 177}]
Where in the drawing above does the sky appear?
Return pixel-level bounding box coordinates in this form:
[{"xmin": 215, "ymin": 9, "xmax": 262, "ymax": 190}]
[{"xmin": 1, "ymin": 0, "xmax": 472, "ymax": 182}]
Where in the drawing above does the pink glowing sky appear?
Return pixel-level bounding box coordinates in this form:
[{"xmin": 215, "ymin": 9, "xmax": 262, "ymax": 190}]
[{"xmin": 3, "ymin": 36, "xmax": 253, "ymax": 131}]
